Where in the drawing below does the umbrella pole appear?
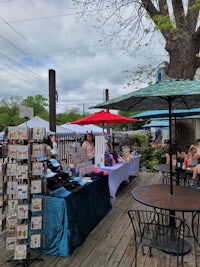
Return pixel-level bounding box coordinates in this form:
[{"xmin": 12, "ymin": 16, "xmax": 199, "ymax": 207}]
[{"xmin": 169, "ymin": 97, "xmax": 173, "ymax": 195}]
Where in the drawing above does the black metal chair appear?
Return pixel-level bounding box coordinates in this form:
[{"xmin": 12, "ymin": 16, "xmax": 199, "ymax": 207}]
[
  {"xmin": 128, "ymin": 209, "xmax": 186, "ymax": 267},
  {"xmin": 192, "ymin": 211, "xmax": 200, "ymax": 247}
]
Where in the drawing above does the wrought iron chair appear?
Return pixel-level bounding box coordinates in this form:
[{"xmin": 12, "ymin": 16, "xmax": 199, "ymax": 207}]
[
  {"xmin": 192, "ymin": 211, "xmax": 200, "ymax": 247},
  {"xmin": 128, "ymin": 209, "xmax": 186, "ymax": 267}
]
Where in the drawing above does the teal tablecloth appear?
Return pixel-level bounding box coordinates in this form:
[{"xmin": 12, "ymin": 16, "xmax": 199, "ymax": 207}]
[{"xmin": 36, "ymin": 175, "xmax": 112, "ymax": 256}]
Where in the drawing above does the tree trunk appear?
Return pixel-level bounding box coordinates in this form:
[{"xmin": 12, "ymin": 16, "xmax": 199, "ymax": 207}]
[{"xmin": 165, "ymin": 36, "xmax": 200, "ymax": 79}]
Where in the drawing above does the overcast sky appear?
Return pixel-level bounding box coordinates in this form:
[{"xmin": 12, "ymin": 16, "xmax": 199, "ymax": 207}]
[{"xmin": 0, "ymin": 0, "xmax": 168, "ymax": 114}]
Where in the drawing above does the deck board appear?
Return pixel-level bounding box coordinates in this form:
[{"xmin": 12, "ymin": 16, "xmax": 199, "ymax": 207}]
[{"xmin": 1, "ymin": 171, "xmax": 200, "ymax": 267}]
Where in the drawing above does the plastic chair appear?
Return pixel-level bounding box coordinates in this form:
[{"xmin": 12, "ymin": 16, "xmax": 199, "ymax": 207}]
[{"xmin": 128, "ymin": 209, "xmax": 186, "ymax": 267}]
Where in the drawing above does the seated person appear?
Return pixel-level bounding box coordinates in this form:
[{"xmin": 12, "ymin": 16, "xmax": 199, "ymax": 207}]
[
  {"xmin": 164, "ymin": 141, "xmax": 182, "ymax": 165},
  {"xmin": 183, "ymin": 144, "xmax": 200, "ymax": 169},
  {"xmin": 192, "ymin": 164, "xmax": 200, "ymax": 180},
  {"xmin": 150, "ymin": 138, "xmax": 161, "ymax": 149}
]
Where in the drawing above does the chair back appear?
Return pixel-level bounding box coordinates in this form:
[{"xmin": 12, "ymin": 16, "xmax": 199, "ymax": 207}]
[{"xmin": 128, "ymin": 209, "xmax": 185, "ymax": 267}]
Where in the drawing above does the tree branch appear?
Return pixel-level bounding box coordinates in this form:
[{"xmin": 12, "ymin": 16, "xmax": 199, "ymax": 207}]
[{"xmin": 187, "ymin": 0, "xmax": 200, "ymax": 33}]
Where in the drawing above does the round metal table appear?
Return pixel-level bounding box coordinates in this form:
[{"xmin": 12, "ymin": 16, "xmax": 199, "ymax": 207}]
[{"xmin": 132, "ymin": 184, "xmax": 200, "ymax": 254}]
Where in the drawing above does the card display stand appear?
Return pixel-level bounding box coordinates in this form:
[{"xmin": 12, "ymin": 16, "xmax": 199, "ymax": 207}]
[{"xmin": 0, "ymin": 126, "xmax": 46, "ymax": 266}]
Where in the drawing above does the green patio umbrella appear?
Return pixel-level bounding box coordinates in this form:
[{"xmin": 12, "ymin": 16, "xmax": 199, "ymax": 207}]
[{"xmin": 92, "ymin": 79, "xmax": 200, "ymax": 195}]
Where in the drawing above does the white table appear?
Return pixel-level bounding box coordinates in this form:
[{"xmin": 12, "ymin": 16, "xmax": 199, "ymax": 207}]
[{"xmin": 102, "ymin": 155, "xmax": 141, "ymax": 198}]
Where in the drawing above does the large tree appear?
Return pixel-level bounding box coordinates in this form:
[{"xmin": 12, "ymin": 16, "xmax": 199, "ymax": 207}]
[{"xmin": 73, "ymin": 0, "xmax": 200, "ymax": 80}]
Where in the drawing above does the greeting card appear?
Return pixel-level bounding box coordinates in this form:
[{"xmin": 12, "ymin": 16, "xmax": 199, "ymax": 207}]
[
  {"xmin": 17, "ymin": 184, "xmax": 28, "ymax": 199},
  {"xmin": 31, "ymin": 180, "xmax": 42, "ymax": 194},
  {"xmin": 7, "ymin": 217, "xmax": 17, "ymax": 231},
  {"xmin": 8, "ymin": 126, "xmax": 28, "ymax": 140},
  {"xmin": 17, "ymin": 204, "xmax": 29, "ymax": 219},
  {"xmin": 32, "ymin": 128, "xmax": 46, "ymax": 140},
  {"xmin": 17, "ymin": 224, "xmax": 28, "ymax": 239},
  {"xmin": 32, "ymin": 162, "xmax": 44, "ymax": 176},
  {"xmin": 31, "ymin": 198, "xmax": 42, "ymax": 212},
  {"xmin": 16, "ymin": 165, "xmax": 29, "ymax": 179},
  {"xmin": 31, "ymin": 216, "xmax": 42, "ymax": 230},
  {"xmin": 7, "ymin": 181, "xmax": 18, "ymax": 196},
  {"xmin": 14, "ymin": 244, "xmax": 27, "ymax": 260},
  {"xmin": 6, "ymin": 163, "xmax": 17, "ymax": 177},
  {"xmin": 32, "ymin": 144, "xmax": 45, "ymax": 158},
  {"xmin": 7, "ymin": 199, "xmax": 18, "ymax": 214},
  {"xmin": 8, "ymin": 145, "xmax": 29, "ymax": 160},
  {"xmin": 6, "ymin": 236, "xmax": 17, "ymax": 250},
  {"xmin": 30, "ymin": 234, "xmax": 41, "ymax": 248}
]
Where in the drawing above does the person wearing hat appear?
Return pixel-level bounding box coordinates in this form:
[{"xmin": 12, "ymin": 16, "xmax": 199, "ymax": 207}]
[{"xmin": 45, "ymin": 131, "xmax": 58, "ymax": 159}]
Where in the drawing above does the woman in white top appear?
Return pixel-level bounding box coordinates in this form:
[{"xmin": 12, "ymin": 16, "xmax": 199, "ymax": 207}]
[{"xmin": 82, "ymin": 133, "xmax": 95, "ymax": 163}]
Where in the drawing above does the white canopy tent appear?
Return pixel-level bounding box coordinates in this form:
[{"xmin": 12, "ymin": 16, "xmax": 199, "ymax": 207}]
[
  {"xmin": 0, "ymin": 116, "xmax": 75, "ymax": 140},
  {"xmin": 60, "ymin": 123, "xmax": 105, "ymax": 134},
  {"xmin": 18, "ymin": 116, "xmax": 74, "ymax": 134}
]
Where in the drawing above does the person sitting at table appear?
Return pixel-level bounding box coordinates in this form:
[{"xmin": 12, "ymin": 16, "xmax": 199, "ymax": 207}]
[
  {"xmin": 82, "ymin": 132, "xmax": 95, "ymax": 164},
  {"xmin": 164, "ymin": 140, "xmax": 182, "ymax": 165},
  {"xmin": 183, "ymin": 144, "xmax": 200, "ymax": 169},
  {"xmin": 192, "ymin": 164, "xmax": 200, "ymax": 180},
  {"xmin": 150, "ymin": 138, "xmax": 161, "ymax": 149}
]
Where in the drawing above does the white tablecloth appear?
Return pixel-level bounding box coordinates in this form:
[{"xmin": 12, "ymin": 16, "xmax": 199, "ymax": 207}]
[{"xmin": 102, "ymin": 155, "xmax": 141, "ymax": 198}]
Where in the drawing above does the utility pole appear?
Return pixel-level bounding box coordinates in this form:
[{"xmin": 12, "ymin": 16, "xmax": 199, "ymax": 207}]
[
  {"xmin": 49, "ymin": 69, "xmax": 56, "ymax": 133},
  {"xmin": 105, "ymin": 89, "xmax": 110, "ymax": 134}
]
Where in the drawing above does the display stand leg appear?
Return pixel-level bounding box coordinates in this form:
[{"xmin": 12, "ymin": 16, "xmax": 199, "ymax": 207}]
[{"xmin": 6, "ymin": 252, "xmax": 43, "ymax": 266}]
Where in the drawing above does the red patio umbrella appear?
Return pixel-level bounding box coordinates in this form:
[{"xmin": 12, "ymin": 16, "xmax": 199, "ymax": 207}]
[{"xmin": 70, "ymin": 110, "xmax": 139, "ymax": 126}]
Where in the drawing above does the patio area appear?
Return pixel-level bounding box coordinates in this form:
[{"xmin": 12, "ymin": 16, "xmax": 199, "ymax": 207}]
[{"xmin": 1, "ymin": 171, "xmax": 200, "ymax": 267}]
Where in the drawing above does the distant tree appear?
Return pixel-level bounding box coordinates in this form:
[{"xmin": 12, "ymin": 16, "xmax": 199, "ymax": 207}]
[
  {"xmin": 73, "ymin": 0, "xmax": 200, "ymax": 80},
  {"xmin": 0, "ymin": 96, "xmax": 23, "ymax": 129},
  {"xmin": 56, "ymin": 108, "xmax": 84, "ymax": 125},
  {"xmin": 21, "ymin": 95, "xmax": 49, "ymax": 120}
]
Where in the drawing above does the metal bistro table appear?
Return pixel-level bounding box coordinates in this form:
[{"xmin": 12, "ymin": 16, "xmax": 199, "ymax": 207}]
[
  {"xmin": 153, "ymin": 164, "xmax": 177, "ymax": 184},
  {"xmin": 132, "ymin": 184, "xmax": 200, "ymax": 254}
]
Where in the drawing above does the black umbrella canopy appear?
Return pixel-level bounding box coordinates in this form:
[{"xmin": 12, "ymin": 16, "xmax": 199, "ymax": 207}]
[{"xmin": 92, "ymin": 79, "xmax": 200, "ymax": 195}]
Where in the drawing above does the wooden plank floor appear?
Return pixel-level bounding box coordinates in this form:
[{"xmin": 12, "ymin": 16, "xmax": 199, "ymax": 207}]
[{"xmin": 1, "ymin": 171, "xmax": 200, "ymax": 267}]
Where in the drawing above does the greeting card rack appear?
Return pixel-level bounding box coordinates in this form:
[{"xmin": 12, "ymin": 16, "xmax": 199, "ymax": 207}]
[{"xmin": 0, "ymin": 126, "xmax": 48, "ymax": 266}]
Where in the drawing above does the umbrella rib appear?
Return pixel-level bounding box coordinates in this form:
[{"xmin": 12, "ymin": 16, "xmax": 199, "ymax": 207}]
[{"xmin": 127, "ymin": 97, "xmax": 146, "ymax": 111}]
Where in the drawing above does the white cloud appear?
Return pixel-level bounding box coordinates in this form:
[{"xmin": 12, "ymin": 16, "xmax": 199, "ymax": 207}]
[{"xmin": 0, "ymin": 0, "xmax": 167, "ymax": 114}]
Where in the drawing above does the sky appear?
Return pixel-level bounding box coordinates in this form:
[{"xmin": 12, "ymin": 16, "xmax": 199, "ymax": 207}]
[{"xmin": 0, "ymin": 0, "xmax": 168, "ymax": 114}]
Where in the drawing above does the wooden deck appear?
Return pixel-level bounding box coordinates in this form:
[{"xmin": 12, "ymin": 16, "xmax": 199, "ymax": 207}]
[{"xmin": 1, "ymin": 171, "xmax": 200, "ymax": 267}]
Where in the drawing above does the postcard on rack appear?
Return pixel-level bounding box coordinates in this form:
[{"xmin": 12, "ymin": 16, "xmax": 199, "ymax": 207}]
[
  {"xmin": 31, "ymin": 198, "xmax": 42, "ymax": 212},
  {"xmin": 7, "ymin": 199, "xmax": 18, "ymax": 214},
  {"xmin": 30, "ymin": 234, "xmax": 41, "ymax": 248},
  {"xmin": 6, "ymin": 236, "xmax": 17, "ymax": 250},
  {"xmin": 7, "ymin": 181, "xmax": 18, "ymax": 196},
  {"xmin": 14, "ymin": 244, "xmax": 27, "ymax": 260},
  {"xmin": 7, "ymin": 217, "xmax": 17, "ymax": 231},
  {"xmin": 32, "ymin": 162, "xmax": 44, "ymax": 176},
  {"xmin": 17, "ymin": 204, "xmax": 29, "ymax": 219},
  {"xmin": 32, "ymin": 144, "xmax": 45, "ymax": 158},
  {"xmin": 17, "ymin": 184, "xmax": 28, "ymax": 199},
  {"xmin": 32, "ymin": 127, "xmax": 46, "ymax": 140},
  {"xmin": 31, "ymin": 216, "xmax": 42, "ymax": 230},
  {"xmin": 31, "ymin": 180, "xmax": 42, "ymax": 194},
  {"xmin": 17, "ymin": 224, "xmax": 28, "ymax": 239},
  {"xmin": 6, "ymin": 163, "xmax": 18, "ymax": 177},
  {"xmin": 7, "ymin": 126, "xmax": 19, "ymax": 139},
  {"xmin": 16, "ymin": 145, "xmax": 29, "ymax": 160},
  {"xmin": 16, "ymin": 165, "xmax": 29, "ymax": 179}
]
